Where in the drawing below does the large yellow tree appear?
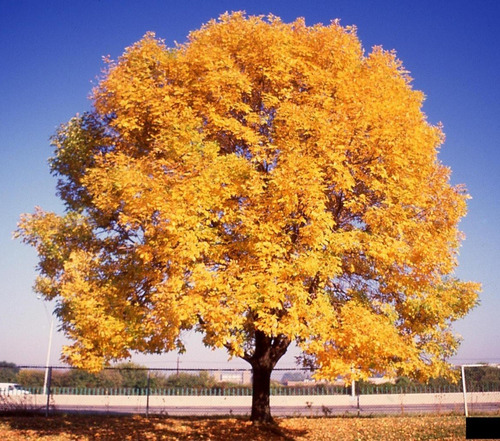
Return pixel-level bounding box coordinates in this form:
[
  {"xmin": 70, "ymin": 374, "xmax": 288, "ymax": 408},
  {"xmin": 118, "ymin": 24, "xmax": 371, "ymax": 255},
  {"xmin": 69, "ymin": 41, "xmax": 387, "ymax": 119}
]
[{"xmin": 17, "ymin": 13, "xmax": 479, "ymax": 422}]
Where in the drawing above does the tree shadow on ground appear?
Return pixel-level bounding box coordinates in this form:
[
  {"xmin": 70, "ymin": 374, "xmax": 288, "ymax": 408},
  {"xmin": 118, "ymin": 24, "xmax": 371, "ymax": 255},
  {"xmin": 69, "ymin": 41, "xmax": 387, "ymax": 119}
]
[{"xmin": 1, "ymin": 414, "xmax": 308, "ymax": 440}]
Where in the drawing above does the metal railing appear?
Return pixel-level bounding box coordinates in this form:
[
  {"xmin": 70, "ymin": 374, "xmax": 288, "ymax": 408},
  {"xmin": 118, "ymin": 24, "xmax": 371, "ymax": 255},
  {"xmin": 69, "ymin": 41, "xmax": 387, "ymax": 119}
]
[{"xmin": 13, "ymin": 383, "xmax": 499, "ymax": 397}]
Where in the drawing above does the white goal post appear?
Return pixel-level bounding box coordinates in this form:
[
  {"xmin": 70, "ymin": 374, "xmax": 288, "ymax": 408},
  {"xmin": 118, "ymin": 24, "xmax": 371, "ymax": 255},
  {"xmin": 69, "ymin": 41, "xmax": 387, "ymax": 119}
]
[{"xmin": 461, "ymin": 363, "xmax": 500, "ymax": 417}]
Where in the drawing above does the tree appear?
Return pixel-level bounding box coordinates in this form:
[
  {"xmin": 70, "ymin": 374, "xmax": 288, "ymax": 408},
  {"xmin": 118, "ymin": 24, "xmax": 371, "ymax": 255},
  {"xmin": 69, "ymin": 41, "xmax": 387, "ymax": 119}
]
[
  {"xmin": 16, "ymin": 13, "xmax": 480, "ymax": 423},
  {"xmin": 162, "ymin": 371, "xmax": 216, "ymax": 389},
  {"xmin": 16, "ymin": 369, "xmax": 44, "ymax": 388},
  {"xmin": 0, "ymin": 361, "xmax": 19, "ymax": 383},
  {"xmin": 95, "ymin": 368, "xmax": 125, "ymax": 389},
  {"xmin": 114, "ymin": 362, "xmax": 149, "ymax": 389},
  {"xmin": 465, "ymin": 365, "xmax": 500, "ymax": 391}
]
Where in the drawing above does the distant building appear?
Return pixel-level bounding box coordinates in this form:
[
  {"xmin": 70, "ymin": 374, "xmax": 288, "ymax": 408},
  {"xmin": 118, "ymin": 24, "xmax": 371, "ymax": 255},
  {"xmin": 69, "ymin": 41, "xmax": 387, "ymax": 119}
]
[
  {"xmin": 281, "ymin": 371, "xmax": 314, "ymax": 386},
  {"xmin": 211, "ymin": 370, "xmax": 252, "ymax": 385},
  {"xmin": 367, "ymin": 376, "xmax": 396, "ymax": 385},
  {"xmin": 281, "ymin": 372, "xmax": 395, "ymax": 387}
]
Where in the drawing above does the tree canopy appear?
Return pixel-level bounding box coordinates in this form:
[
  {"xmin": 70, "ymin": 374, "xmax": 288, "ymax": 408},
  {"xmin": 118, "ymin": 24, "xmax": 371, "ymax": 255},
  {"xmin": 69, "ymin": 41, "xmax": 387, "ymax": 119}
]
[
  {"xmin": 17, "ymin": 12, "xmax": 479, "ymax": 422},
  {"xmin": 0, "ymin": 361, "xmax": 20, "ymax": 383}
]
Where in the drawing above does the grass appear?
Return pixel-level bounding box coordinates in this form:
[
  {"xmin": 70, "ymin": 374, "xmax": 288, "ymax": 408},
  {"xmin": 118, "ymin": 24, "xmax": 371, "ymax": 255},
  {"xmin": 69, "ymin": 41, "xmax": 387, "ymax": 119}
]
[{"xmin": 0, "ymin": 413, "xmax": 469, "ymax": 440}]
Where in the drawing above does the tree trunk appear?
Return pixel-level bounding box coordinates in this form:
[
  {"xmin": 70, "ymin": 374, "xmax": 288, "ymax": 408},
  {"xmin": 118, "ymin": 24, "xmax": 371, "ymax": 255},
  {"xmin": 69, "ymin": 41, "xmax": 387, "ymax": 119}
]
[
  {"xmin": 245, "ymin": 331, "xmax": 290, "ymax": 424},
  {"xmin": 250, "ymin": 360, "xmax": 274, "ymax": 423}
]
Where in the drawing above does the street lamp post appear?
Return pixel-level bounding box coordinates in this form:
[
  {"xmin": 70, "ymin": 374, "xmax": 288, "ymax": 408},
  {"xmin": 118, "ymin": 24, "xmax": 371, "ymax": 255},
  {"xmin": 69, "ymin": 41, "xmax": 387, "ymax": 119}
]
[
  {"xmin": 38, "ymin": 296, "xmax": 54, "ymax": 395},
  {"xmin": 43, "ymin": 316, "xmax": 54, "ymax": 395}
]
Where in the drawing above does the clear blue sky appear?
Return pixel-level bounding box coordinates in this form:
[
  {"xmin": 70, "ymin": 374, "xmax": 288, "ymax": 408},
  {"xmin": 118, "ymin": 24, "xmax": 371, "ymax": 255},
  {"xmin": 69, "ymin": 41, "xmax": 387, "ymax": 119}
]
[{"xmin": 1, "ymin": 0, "xmax": 499, "ymax": 370}]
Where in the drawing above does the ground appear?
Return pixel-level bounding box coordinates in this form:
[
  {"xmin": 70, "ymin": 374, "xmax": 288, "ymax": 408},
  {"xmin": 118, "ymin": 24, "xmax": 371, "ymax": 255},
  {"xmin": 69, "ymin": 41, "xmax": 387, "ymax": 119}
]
[{"xmin": 0, "ymin": 414, "xmax": 470, "ymax": 440}]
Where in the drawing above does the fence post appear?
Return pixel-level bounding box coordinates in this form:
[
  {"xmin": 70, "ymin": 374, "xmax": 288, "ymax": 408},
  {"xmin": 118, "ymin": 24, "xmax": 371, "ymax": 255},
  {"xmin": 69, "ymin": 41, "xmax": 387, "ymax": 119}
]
[
  {"xmin": 45, "ymin": 366, "xmax": 52, "ymax": 417},
  {"xmin": 146, "ymin": 370, "xmax": 151, "ymax": 418},
  {"xmin": 462, "ymin": 365, "xmax": 469, "ymax": 417}
]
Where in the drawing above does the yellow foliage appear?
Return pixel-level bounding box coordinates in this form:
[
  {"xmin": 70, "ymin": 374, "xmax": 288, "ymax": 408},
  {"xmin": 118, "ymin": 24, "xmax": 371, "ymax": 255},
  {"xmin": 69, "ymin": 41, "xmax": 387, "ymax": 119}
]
[{"xmin": 16, "ymin": 12, "xmax": 479, "ymax": 381}]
